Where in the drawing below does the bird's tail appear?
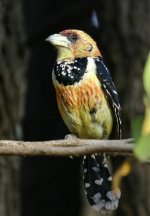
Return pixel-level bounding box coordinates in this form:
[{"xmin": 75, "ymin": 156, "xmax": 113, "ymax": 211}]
[{"xmin": 83, "ymin": 154, "xmax": 121, "ymax": 213}]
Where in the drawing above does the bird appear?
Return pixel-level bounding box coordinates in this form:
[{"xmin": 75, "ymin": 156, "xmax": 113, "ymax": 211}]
[{"xmin": 46, "ymin": 29, "xmax": 122, "ymax": 213}]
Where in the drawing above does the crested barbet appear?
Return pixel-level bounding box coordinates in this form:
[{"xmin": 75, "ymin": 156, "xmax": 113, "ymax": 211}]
[{"xmin": 46, "ymin": 29, "xmax": 122, "ymax": 213}]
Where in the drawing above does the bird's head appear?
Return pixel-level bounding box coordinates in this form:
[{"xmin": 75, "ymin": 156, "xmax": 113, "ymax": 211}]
[{"xmin": 46, "ymin": 29, "xmax": 101, "ymax": 60}]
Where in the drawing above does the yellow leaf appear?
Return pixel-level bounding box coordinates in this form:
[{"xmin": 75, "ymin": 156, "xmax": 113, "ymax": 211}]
[{"xmin": 112, "ymin": 161, "xmax": 132, "ymax": 191}]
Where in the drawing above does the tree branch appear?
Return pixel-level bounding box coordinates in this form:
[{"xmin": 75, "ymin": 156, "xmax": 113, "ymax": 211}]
[{"xmin": 0, "ymin": 138, "xmax": 134, "ymax": 156}]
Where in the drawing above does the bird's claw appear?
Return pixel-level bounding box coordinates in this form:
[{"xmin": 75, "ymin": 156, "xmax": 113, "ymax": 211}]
[{"xmin": 65, "ymin": 134, "xmax": 78, "ymax": 140}]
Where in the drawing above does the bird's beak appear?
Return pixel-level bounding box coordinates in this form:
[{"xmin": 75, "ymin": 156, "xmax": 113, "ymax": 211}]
[{"xmin": 45, "ymin": 34, "xmax": 70, "ymax": 48}]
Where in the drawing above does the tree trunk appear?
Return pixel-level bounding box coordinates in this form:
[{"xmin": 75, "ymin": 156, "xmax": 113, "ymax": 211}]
[
  {"xmin": 95, "ymin": 0, "xmax": 150, "ymax": 215},
  {"xmin": 0, "ymin": 0, "xmax": 27, "ymax": 215}
]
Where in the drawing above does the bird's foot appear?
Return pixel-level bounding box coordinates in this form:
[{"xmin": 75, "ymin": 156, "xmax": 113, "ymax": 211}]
[
  {"xmin": 65, "ymin": 134, "xmax": 78, "ymax": 159},
  {"xmin": 65, "ymin": 134, "xmax": 78, "ymax": 140}
]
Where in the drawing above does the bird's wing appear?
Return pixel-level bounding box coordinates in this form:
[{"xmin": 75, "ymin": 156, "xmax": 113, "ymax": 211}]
[{"xmin": 94, "ymin": 57, "xmax": 122, "ymax": 139}]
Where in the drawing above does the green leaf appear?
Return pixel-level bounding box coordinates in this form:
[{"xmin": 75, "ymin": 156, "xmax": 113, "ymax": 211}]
[
  {"xmin": 134, "ymin": 134, "xmax": 150, "ymax": 161},
  {"xmin": 143, "ymin": 52, "xmax": 150, "ymax": 98},
  {"xmin": 132, "ymin": 117, "xmax": 144, "ymax": 143}
]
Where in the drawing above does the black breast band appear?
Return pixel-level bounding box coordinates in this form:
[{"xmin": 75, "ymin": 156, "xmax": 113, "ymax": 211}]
[{"xmin": 54, "ymin": 57, "xmax": 88, "ymax": 86}]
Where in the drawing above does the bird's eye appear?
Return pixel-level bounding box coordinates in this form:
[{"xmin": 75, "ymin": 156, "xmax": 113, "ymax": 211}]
[{"xmin": 68, "ymin": 33, "xmax": 78, "ymax": 42}]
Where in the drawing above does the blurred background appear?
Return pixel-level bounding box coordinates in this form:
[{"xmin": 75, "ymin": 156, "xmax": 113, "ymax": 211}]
[{"xmin": 0, "ymin": 0, "xmax": 150, "ymax": 216}]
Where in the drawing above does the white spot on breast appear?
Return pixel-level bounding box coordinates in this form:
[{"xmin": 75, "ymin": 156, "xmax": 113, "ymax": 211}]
[{"xmin": 61, "ymin": 72, "xmax": 66, "ymax": 76}]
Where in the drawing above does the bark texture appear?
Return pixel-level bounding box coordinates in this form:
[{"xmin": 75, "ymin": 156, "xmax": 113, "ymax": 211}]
[
  {"xmin": 95, "ymin": 0, "xmax": 150, "ymax": 215},
  {"xmin": 0, "ymin": 0, "xmax": 27, "ymax": 215}
]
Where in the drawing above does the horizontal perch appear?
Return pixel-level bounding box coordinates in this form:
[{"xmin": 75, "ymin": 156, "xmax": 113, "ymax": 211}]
[{"xmin": 0, "ymin": 138, "xmax": 134, "ymax": 156}]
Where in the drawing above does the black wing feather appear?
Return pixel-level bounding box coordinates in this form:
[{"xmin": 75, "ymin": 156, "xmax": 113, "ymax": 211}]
[{"xmin": 95, "ymin": 57, "xmax": 122, "ymax": 139}]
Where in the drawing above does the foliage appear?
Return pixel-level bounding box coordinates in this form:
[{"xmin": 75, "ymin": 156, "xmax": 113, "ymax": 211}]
[
  {"xmin": 112, "ymin": 53, "xmax": 150, "ymax": 191},
  {"xmin": 133, "ymin": 53, "xmax": 150, "ymax": 161}
]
